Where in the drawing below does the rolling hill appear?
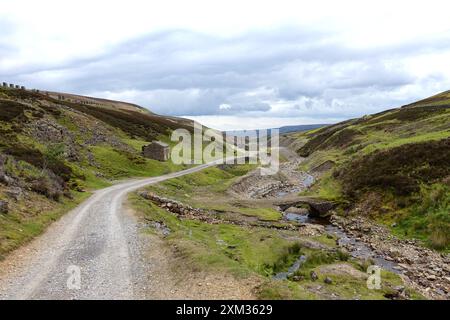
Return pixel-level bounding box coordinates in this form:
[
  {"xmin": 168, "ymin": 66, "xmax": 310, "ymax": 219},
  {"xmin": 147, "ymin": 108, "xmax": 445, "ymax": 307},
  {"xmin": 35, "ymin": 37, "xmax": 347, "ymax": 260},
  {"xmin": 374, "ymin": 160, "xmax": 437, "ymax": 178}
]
[
  {"xmin": 284, "ymin": 90, "xmax": 450, "ymax": 250},
  {"xmin": 0, "ymin": 87, "xmax": 194, "ymax": 258}
]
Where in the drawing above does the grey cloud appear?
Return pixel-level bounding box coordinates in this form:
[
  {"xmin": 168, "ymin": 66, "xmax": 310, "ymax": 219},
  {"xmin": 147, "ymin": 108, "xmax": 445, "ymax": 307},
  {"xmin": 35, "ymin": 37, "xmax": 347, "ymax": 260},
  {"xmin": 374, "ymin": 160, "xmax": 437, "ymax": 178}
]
[{"xmin": 4, "ymin": 27, "xmax": 450, "ymax": 121}]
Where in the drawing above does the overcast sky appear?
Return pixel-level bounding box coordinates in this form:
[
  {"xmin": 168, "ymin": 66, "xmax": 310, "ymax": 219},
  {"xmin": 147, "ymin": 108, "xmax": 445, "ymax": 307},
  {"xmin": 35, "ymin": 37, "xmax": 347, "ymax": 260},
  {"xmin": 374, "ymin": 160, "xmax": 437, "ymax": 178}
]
[{"xmin": 1, "ymin": 0, "xmax": 450, "ymax": 130}]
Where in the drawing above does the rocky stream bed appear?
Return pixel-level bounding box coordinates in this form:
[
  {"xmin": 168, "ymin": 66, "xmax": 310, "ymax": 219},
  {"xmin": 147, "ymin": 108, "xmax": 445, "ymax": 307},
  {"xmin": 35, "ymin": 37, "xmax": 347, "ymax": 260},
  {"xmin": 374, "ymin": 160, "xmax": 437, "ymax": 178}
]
[{"xmin": 240, "ymin": 152, "xmax": 450, "ymax": 300}]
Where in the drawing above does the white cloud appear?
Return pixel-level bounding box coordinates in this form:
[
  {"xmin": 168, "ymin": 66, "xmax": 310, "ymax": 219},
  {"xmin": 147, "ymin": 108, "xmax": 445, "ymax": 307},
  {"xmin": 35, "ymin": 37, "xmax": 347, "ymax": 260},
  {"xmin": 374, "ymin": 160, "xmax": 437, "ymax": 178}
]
[{"xmin": 219, "ymin": 104, "xmax": 231, "ymax": 110}]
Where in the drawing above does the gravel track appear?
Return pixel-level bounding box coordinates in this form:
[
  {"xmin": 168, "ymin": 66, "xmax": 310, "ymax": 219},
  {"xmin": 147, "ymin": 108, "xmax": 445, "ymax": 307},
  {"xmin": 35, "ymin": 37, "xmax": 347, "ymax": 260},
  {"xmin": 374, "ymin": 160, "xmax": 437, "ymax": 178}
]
[{"xmin": 0, "ymin": 163, "xmax": 217, "ymax": 300}]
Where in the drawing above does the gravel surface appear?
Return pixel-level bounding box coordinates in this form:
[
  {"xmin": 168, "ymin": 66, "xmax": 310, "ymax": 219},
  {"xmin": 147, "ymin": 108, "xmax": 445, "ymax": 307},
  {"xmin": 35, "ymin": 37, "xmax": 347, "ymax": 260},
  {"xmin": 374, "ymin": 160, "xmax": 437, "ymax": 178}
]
[{"xmin": 0, "ymin": 163, "xmax": 217, "ymax": 300}]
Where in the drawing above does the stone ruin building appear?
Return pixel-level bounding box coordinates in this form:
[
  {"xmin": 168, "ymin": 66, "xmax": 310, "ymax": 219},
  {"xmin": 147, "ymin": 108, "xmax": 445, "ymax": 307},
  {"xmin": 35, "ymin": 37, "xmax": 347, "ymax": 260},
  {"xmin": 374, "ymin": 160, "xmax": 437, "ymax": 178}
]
[{"xmin": 142, "ymin": 141, "xmax": 170, "ymax": 161}]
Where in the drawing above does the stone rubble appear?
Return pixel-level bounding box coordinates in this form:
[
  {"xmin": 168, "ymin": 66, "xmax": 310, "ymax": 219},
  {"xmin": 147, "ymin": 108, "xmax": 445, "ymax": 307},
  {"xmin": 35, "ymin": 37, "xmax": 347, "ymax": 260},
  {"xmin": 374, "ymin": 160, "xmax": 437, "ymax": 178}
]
[
  {"xmin": 138, "ymin": 191, "xmax": 228, "ymax": 225},
  {"xmin": 330, "ymin": 214, "xmax": 450, "ymax": 300},
  {"xmin": 231, "ymin": 159, "xmax": 314, "ymax": 199}
]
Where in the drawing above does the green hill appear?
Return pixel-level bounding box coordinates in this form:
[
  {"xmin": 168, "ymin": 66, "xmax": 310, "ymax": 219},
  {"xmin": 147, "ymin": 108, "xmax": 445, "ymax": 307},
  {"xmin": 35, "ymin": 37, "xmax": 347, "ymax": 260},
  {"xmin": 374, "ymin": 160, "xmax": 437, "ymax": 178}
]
[
  {"xmin": 0, "ymin": 87, "xmax": 194, "ymax": 258},
  {"xmin": 285, "ymin": 91, "xmax": 450, "ymax": 250}
]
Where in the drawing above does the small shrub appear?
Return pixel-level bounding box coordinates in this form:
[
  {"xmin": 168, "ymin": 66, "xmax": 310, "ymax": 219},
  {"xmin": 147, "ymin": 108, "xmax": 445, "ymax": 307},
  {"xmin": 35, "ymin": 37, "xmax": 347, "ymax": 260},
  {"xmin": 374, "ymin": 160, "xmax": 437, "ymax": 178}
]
[
  {"xmin": 428, "ymin": 208, "xmax": 450, "ymax": 250},
  {"xmin": 429, "ymin": 228, "xmax": 449, "ymax": 250},
  {"xmin": 31, "ymin": 176, "xmax": 62, "ymax": 201},
  {"xmin": 336, "ymin": 249, "xmax": 350, "ymax": 261},
  {"xmin": 356, "ymin": 258, "xmax": 376, "ymax": 272},
  {"xmin": 302, "ymin": 251, "xmax": 335, "ymax": 268}
]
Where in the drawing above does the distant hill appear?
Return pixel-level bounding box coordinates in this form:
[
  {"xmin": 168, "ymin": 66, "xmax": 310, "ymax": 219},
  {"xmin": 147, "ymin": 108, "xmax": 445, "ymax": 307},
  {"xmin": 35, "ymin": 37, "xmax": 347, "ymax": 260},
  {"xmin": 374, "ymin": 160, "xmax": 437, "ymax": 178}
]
[
  {"xmin": 44, "ymin": 91, "xmax": 153, "ymax": 114},
  {"xmin": 224, "ymin": 124, "xmax": 328, "ymax": 137},
  {"xmin": 285, "ymin": 90, "xmax": 450, "ymax": 250},
  {"xmin": 278, "ymin": 124, "xmax": 328, "ymax": 134}
]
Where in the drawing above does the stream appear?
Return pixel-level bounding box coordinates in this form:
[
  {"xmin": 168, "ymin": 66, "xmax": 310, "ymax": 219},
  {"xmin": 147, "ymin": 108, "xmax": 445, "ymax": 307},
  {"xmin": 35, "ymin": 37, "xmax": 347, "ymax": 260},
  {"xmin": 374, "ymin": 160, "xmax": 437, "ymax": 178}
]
[
  {"xmin": 273, "ymin": 255, "xmax": 307, "ymax": 280},
  {"xmin": 273, "ymin": 211, "xmax": 401, "ymax": 280},
  {"xmin": 267, "ymin": 159, "xmax": 401, "ymax": 280},
  {"xmin": 275, "ymin": 173, "xmax": 315, "ymax": 198}
]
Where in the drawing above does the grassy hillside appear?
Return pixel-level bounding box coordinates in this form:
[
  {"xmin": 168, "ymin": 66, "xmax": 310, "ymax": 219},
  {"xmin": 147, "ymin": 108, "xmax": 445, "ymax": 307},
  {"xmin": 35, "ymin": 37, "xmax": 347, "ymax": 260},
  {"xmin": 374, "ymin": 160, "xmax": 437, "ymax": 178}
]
[
  {"xmin": 0, "ymin": 87, "xmax": 193, "ymax": 259},
  {"xmin": 286, "ymin": 91, "xmax": 450, "ymax": 250}
]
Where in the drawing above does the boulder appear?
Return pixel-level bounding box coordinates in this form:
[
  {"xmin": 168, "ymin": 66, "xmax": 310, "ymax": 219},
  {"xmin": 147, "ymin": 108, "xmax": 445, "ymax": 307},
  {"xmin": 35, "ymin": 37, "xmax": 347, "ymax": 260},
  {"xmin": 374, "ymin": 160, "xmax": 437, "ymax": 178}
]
[
  {"xmin": 292, "ymin": 275, "xmax": 304, "ymax": 282},
  {"xmin": 138, "ymin": 191, "xmax": 150, "ymax": 199},
  {"xmin": 0, "ymin": 173, "xmax": 14, "ymax": 186},
  {"xmin": 394, "ymin": 286, "xmax": 405, "ymax": 293},
  {"xmin": 0, "ymin": 200, "xmax": 9, "ymax": 214},
  {"xmin": 309, "ymin": 200, "xmax": 336, "ymax": 217},
  {"xmin": 6, "ymin": 187, "xmax": 23, "ymax": 201},
  {"xmin": 427, "ymin": 274, "xmax": 437, "ymax": 281}
]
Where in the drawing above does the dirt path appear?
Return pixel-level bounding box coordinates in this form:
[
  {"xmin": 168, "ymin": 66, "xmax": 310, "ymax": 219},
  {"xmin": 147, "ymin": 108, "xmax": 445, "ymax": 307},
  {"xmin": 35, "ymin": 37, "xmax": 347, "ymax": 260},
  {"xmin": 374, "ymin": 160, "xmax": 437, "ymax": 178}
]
[{"xmin": 0, "ymin": 162, "xmax": 222, "ymax": 300}]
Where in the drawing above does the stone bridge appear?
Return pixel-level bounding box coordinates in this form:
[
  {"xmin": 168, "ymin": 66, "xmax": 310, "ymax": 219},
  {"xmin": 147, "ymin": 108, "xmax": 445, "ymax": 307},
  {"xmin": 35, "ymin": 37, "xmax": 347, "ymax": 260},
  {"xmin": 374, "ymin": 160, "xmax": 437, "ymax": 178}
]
[
  {"xmin": 243, "ymin": 196, "xmax": 337, "ymax": 217},
  {"xmin": 274, "ymin": 197, "xmax": 336, "ymax": 217}
]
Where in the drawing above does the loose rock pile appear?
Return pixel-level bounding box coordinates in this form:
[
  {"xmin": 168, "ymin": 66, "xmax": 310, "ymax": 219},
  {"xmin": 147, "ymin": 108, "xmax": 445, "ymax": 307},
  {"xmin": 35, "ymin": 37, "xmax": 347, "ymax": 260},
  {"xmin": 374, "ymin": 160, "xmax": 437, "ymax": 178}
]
[
  {"xmin": 249, "ymin": 181, "xmax": 295, "ymax": 198},
  {"xmin": 230, "ymin": 159, "xmax": 314, "ymax": 199},
  {"xmin": 138, "ymin": 191, "xmax": 223, "ymax": 224},
  {"xmin": 27, "ymin": 118, "xmax": 79, "ymax": 162},
  {"xmin": 330, "ymin": 214, "xmax": 450, "ymax": 300}
]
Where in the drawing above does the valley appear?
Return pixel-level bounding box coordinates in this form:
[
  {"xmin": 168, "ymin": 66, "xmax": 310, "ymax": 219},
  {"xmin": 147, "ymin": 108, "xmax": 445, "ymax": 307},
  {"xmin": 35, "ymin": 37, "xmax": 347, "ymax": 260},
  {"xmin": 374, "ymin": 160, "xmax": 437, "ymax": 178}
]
[
  {"xmin": 131, "ymin": 141, "xmax": 447, "ymax": 299},
  {"xmin": 0, "ymin": 87, "xmax": 449, "ymax": 300}
]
